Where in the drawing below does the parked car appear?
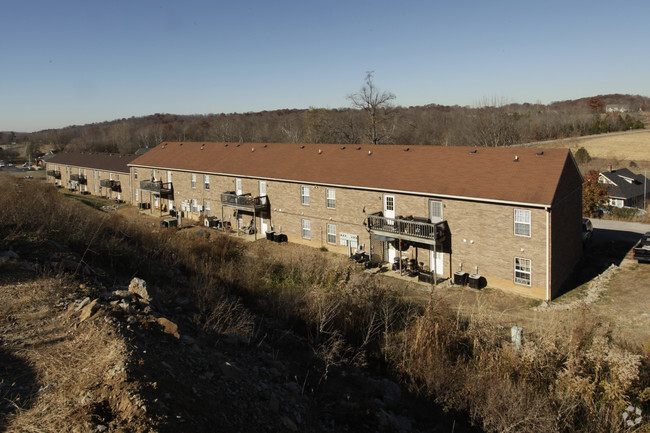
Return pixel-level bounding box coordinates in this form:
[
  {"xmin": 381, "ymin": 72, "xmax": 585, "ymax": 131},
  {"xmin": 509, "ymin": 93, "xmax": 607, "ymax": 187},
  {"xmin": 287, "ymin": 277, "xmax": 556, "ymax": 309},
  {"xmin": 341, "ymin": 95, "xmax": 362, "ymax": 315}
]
[
  {"xmin": 633, "ymin": 232, "xmax": 650, "ymax": 263},
  {"xmin": 582, "ymin": 218, "xmax": 593, "ymax": 246}
]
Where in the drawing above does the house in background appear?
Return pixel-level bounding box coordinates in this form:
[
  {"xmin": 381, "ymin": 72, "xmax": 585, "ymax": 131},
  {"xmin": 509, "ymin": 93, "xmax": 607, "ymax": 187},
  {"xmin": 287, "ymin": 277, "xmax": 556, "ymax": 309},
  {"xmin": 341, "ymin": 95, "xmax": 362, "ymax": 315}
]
[
  {"xmin": 129, "ymin": 142, "xmax": 583, "ymax": 300},
  {"xmin": 45, "ymin": 152, "xmax": 138, "ymax": 202},
  {"xmin": 598, "ymin": 166, "xmax": 649, "ymax": 209}
]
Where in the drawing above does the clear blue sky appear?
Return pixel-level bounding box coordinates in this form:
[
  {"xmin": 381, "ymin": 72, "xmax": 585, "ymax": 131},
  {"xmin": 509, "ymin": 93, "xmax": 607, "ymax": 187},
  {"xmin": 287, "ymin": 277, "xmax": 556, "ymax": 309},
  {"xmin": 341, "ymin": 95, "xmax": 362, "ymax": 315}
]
[{"xmin": 2, "ymin": 0, "xmax": 649, "ymax": 132}]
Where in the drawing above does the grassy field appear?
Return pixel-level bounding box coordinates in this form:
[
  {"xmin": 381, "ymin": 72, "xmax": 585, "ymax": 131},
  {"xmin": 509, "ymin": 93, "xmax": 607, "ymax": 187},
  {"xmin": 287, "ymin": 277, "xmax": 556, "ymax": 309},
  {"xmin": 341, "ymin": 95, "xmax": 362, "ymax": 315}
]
[{"xmin": 537, "ymin": 130, "xmax": 650, "ymax": 169}]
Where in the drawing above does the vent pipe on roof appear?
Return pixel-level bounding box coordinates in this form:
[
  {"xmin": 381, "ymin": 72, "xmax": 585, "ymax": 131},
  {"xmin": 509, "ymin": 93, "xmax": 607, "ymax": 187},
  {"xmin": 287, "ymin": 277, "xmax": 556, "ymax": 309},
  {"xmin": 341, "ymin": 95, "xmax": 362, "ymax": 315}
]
[
  {"xmin": 514, "ymin": 155, "xmax": 519, "ymax": 162},
  {"xmin": 470, "ymin": 149, "xmax": 477, "ymax": 154},
  {"xmin": 368, "ymin": 150, "xmax": 372, "ymax": 156},
  {"xmin": 536, "ymin": 151, "xmax": 544, "ymax": 156},
  {"xmin": 300, "ymin": 145, "xmax": 305, "ymax": 149},
  {"xmin": 264, "ymin": 144, "xmax": 268, "ymax": 148},
  {"xmin": 356, "ymin": 146, "xmax": 361, "ymax": 150},
  {"xmin": 404, "ymin": 148, "xmax": 410, "ymax": 152},
  {"xmin": 251, "ymin": 148, "xmax": 255, "ymax": 152},
  {"xmin": 340, "ymin": 146, "xmax": 346, "ymax": 150},
  {"xmin": 608, "ymin": 164, "xmax": 613, "ymax": 172},
  {"xmin": 318, "ymin": 149, "xmax": 322, "ymax": 154}
]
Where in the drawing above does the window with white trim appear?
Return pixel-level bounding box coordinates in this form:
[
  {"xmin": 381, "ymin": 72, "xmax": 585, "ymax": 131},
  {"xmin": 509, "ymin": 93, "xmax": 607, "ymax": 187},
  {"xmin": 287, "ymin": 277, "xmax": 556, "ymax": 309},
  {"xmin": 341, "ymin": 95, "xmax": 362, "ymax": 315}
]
[
  {"xmin": 514, "ymin": 257, "xmax": 531, "ymax": 286},
  {"xmin": 429, "ymin": 199, "xmax": 443, "ymax": 222},
  {"xmin": 301, "ymin": 186, "xmax": 310, "ymax": 205},
  {"xmin": 135, "ymin": 189, "xmax": 139, "ymax": 202},
  {"xmin": 235, "ymin": 178, "xmax": 242, "ymax": 195},
  {"xmin": 205, "ymin": 201, "xmax": 210, "ymax": 217},
  {"xmin": 191, "ymin": 173, "xmax": 196, "ymax": 188},
  {"xmin": 326, "ymin": 224, "xmax": 336, "ymax": 244},
  {"xmin": 302, "ymin": 219, "xmax": 311, "ymax": 239},
  {"xmin": 514, "ymin": 209, "xmax": 531, "ymax": 237},
  {"xmin": 191, "ymin": 199, "xmax": 198, "ymax": 213},
  {"xmin": 204, "ymin": 175, "xmax": 210, "ymax": 190},
  {"xmin": 133, "ymin": 168, "xmax": 138, "ymax": 180},
  {"xmin": 326, "ymin": 188, "xmax": 336, "ymax": 209}
]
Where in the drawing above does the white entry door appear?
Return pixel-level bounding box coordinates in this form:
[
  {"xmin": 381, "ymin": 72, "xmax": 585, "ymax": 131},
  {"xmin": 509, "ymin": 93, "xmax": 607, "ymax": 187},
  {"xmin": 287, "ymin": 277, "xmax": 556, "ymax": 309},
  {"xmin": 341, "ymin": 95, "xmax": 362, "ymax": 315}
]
[
  {"xmin": 430, "ymin": 250, "xmax": 444, "ymax": 276},
  {"xmin": 383, "ymin": 194, "xmax": 395, "ymax": 220}
]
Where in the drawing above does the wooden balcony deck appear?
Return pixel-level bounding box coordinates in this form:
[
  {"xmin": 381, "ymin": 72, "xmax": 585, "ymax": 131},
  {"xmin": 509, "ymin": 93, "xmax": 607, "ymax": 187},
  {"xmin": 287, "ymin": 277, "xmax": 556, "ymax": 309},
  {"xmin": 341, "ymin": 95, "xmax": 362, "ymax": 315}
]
[
  {"xmin": 366, "ymin": 214, "xmax": 446, "ymax": 245},
  {"xmin": 140, "ymin": 180, "xmax": 173, "ymax": 197},
  {"xmin": 220, "ymin": 192, "xmax": 269, "ymax": 211}
]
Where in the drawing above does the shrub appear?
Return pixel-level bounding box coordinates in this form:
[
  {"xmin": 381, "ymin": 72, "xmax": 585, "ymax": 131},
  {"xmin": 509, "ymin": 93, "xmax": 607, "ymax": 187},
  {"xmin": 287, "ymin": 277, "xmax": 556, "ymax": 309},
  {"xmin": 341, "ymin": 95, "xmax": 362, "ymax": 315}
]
[{"xmin": 574, "ymin": 147, "xmax": 592, "ymax": 164}]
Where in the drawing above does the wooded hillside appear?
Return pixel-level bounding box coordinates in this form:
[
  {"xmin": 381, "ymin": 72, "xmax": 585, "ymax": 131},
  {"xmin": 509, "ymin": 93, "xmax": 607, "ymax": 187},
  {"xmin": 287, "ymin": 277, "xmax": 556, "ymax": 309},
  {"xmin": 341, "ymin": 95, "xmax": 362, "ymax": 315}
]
[{"xmin": 3, "ymin": 93, "xmax": 648, "ymax": 155}]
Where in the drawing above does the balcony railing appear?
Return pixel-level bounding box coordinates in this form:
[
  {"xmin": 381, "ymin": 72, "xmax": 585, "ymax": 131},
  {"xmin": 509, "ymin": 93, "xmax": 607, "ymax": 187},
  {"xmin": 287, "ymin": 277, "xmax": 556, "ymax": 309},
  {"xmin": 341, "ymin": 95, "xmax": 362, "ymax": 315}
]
[
  {"xmin": 46, "ymin": 170, "xmax": 61, "ymax": 179},
  {"xmin": 366, "ymin": 214, "xmax": 446, "ymax": 244},
  {"xmin": 70, "ymin": 174, "xmax": 87, "ymax": 184},
  {"xmin": 140, "ymin": 180, "xmax": 173, "ymax": 197},
  {"xmin": 220, "ymin": 192, "xmax": 269, "ymax": 211}
]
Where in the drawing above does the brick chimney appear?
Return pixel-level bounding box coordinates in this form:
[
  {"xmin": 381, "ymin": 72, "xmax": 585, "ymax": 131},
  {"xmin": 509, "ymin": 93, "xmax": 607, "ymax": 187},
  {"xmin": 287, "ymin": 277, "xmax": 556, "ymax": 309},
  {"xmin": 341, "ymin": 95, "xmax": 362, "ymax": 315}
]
[{"xmin": 608, "ymin": 164, "xmax": 613, "ymax": 172}]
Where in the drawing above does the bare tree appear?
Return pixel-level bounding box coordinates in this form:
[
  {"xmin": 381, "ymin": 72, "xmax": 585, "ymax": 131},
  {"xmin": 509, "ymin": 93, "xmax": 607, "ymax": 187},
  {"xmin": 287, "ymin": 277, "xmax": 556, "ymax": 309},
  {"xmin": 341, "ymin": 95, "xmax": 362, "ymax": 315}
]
[{"xmin": 347, "ymin": 72, "xmax": 396, "ymax": 144}]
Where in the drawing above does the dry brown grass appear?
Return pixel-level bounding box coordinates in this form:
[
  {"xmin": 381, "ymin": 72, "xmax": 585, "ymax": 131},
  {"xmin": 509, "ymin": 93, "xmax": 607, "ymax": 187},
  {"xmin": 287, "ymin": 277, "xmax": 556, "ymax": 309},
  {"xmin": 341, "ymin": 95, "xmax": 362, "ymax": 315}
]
[
  {"xmin": 537, "ymin": 131, "xmax": 650, "ymax": 164},
  {"xmin": 2, "ymin": 176, "xmax": 648, "ymax": 433},
  {"xmin": 0, "ymin": 276, "xmax": 151, "ymax": 433}
]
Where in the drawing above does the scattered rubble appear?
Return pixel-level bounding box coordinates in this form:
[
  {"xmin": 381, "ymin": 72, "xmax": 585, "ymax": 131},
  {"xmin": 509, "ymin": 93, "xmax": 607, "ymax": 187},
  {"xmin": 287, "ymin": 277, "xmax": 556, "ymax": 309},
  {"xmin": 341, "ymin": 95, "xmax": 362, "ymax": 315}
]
[{"xmin": 534, "ymin": 264, "xmax": 619, "ymax": 312}]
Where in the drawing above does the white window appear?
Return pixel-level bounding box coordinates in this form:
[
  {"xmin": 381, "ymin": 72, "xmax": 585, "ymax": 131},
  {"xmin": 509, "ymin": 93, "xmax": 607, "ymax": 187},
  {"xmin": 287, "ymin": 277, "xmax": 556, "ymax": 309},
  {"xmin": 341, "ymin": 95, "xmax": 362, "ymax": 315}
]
[
  {"xmin": 326, "ymin": 224, "xmax": 336, "ymax": 244},
  {"xmin": 514, "ymin": 257, "xmax": 532, "ymax": 286},
  {"xmin": 98, "ymin": 171, "xmax": 101, "ymax": 179},
  {"xmin": 152, "ymin": 169, "xmax": 157, "ymax": 181},
  {"xmin": 301, "ymin": 186, "xmax": 310, "ymax": 205},
  {"xmin": 94, "ymin": 184, "xmax": 97, "ymax": 193},
  {"xmin": 109, "ymin": 172, "xmax": 113, "ymax": 181},
  {"xmin": 236, "ymin": 178, "xmax": 242, "ymax": 195},
  {"xmin": 326, "ymin": 188, "xmax": 336, "ymax": 209},
  {"xmin": 191, "ymin": 174, "xmax": 197, "ymax": 188},
  {"xmin": 204, "ymin": 175, "xmax": 210, "ymax": 190},
  {"xmin": 191, "ymin": 199, "xmax": 198, "ymax": 213},
  {"xmin": 302, "ymin": 219, "xmax": 311, "ymax": 239},
  {"xmin": 205, "ymin": 201, "xmax": 211, "ymax": 217},
  {"xmin": 135, "ymin": 189, "xmax": 139, "ymax": 201},
  {"xmin": 133, "ymin": 168, "xmax": 138, "ymax": 180},
  {"xmin": 514, "ymin": 209, "xmax": 531, "ymax": 237},
  {"xmin": 167, "ymin": 171, "xmax": 172, "ymax": 183},
  {"xmin": 429, "ymin": 199, "xmax": 443, "ymax": 222}
]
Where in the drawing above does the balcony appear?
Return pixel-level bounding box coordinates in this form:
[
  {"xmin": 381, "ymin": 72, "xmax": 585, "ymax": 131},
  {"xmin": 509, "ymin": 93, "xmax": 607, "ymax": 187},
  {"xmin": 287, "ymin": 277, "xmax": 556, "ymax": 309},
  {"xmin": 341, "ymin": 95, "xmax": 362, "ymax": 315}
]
[
  {"xmin": 100, "ymin": 179, "xmax": 113, "ymax": 188},
  {"xmin": 46, "ymin": 170, "xmax": 61, "ymax": 179},
  {"xmin": 140, "ymin": 180, "xmax": 173, "ymax": 198},
  {"xmin": 220, "ymin": 192, "xmax": 269, "ymax": 212},
  {"xmin": 111, "ymin": 181, "xmax": 121, "ymax": 192},
  {"xmin": 70, "ymin": 174, "xmax": 87, "ymax": 184},
  {"xmin": 366, "ymin": 214, "xmax": 446, "ymax": 245}
]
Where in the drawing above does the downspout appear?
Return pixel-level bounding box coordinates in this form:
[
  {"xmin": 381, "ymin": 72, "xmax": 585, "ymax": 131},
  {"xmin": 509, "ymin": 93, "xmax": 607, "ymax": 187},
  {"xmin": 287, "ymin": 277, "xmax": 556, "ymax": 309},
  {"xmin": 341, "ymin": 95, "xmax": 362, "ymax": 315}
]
[{"xmin": 546, "ymin": 205, "xmax": 550, "ymax": 301}]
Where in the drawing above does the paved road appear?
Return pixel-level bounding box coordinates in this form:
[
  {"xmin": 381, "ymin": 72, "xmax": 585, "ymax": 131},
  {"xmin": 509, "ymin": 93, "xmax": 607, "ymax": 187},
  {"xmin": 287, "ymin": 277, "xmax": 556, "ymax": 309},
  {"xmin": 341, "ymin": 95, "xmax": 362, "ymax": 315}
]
[{"xmin": 590, "ymin": 218, "xmax": 650, "ymax": 235}]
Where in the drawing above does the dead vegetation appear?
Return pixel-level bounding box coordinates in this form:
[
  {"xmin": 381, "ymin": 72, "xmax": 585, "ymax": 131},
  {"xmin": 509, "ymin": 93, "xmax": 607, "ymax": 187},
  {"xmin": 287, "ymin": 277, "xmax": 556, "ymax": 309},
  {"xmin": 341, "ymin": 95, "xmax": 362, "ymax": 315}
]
[{"xmin": 0, "ymin": 175, "xmax": 648, "ymax": 432}]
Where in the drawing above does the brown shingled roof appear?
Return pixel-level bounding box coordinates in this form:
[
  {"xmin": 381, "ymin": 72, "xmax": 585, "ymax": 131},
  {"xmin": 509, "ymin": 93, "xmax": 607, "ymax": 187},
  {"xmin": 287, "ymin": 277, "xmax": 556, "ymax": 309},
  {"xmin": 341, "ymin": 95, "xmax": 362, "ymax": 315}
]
[
  {"xmin": 48, "ymin": 152, "xmax": 138, "ymax": 173},
  {"xmin": 129, "ymin": 142, "xmax": 579, "ymax": 206}
]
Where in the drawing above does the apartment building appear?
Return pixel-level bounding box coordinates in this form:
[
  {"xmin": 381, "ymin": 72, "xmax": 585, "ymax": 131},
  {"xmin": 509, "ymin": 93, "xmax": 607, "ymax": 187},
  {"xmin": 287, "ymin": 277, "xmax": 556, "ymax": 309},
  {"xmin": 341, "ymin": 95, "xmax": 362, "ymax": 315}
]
[
  {"xmin": 45, "ymin": 152, "xmax": 138, "ymax": 202},
  {"xmin": 129, "ymin": 142, "xmax": 583, "ymax": 300}
]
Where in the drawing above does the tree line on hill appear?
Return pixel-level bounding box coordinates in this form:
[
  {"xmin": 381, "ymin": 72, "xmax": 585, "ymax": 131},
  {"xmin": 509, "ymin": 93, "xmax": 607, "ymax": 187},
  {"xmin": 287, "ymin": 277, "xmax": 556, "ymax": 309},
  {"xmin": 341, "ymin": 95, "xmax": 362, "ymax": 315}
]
[{"xmin": 3, "ymin": 91, "xmax": 647, "ymax": 157}]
